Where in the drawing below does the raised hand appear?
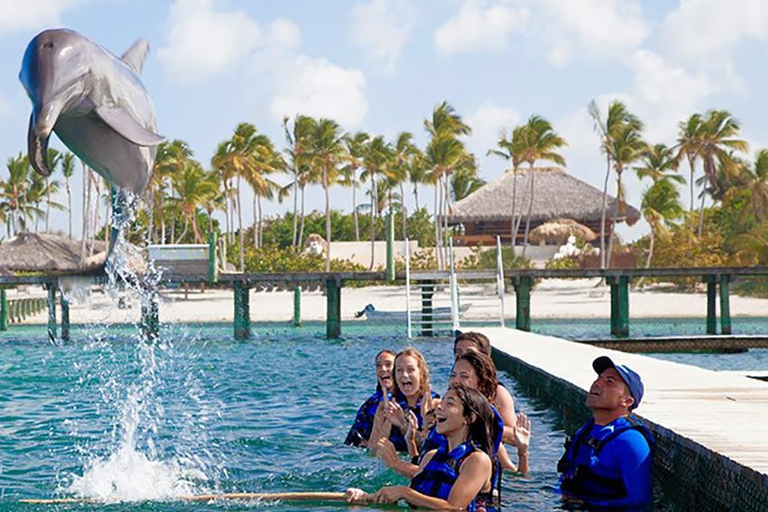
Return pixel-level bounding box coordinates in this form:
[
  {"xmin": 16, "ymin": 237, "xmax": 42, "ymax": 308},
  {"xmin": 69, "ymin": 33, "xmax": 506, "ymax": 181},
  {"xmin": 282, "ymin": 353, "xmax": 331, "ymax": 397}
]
[
  {"xmin": 514, "ymin": 412, "xmax": 532, "ymax": 453},
  {"xmin": 376, "ymin": 438, "xmax": 399, "ymax": 469},
  {"xmin": 385, "ymin": 400, "xmax": 407, "ymax": 430}
]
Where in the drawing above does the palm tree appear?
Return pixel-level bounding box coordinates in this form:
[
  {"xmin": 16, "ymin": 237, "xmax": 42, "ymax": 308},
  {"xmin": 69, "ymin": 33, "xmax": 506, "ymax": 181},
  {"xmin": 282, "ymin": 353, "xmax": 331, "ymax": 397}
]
[
  {"xmin": 408, "ymin": 150, "xmax": 428, "ymax": 210},
  {"xmin": 640, "ymin": 179, "xmax": 684, "ymax": 269},
  {"xmin": 675, "ymin": 114, "xmax": 703, "ymax": 232},
  {"xmin": 309, "ymin": 118, "xmax": 345, "ymax": 272},
  {"xmin": 61, "ymin": 152, "xmax": 76, "ymax": 239},
  {"xmin": 390, "ymin": 132, "xmax": 418, "ymax": 239},
  {"xmin": 0, "ymin": 154, "xmax": 37, "ymax": 235},
  {"xmin": 173, "ymin": 160, "xmax": 219, "ymax": 243},
  {"xmin": 605, "ymin": 119, "xmax": 646, "ymax": 264},
  {"xmin": 152, "ymin": 140, "xmax": 193, "ymax": 243},
  {"xmin": 213, "ymin": 123, "xmax": 276, "ymax": 270},
  {"xmin": 44, "ymin": 148, "xmax": 62, "ymax": 232},
  {"xmin": 635, "ymin": 144, "xmax": 684, "ymax": 184},
  {"xmin": 488, "ymin": 126, "xmax": 525, "ymax": 249},
  {"xmin": 283, "ymin": 115, "xmax": 317, "ymax": 249},
  {"xmin": 517, "ymin": 115, "xmax": 567, "ymax": 256},
  {"xmin": 451, "ymin": 159, "xmax": 485, "ymax": 201},
  {"xmin": 589, "ymin": 100, "xmax": 643, "ymax": 268},
  {"xmin": 361, "ymin": 136, "xmax": 392, "ymax": 269},
  {"xmin": 694, "ymin": 109, "xmax": 749, "ymax": 236},
  {"xmin": 244, "ymin": 135, "xmax": 285, "ymax": 248},
  {"xmin": 341, "ymin": 131, "xmax": 370, "ymax": 241}
]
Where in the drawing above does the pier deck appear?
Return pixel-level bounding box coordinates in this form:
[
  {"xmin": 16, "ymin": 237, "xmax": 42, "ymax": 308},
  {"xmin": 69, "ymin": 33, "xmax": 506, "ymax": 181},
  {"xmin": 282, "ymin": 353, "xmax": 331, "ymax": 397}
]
[{"xmin": 480, "ymin": 327, "xmax": 768, "ymax": 509}]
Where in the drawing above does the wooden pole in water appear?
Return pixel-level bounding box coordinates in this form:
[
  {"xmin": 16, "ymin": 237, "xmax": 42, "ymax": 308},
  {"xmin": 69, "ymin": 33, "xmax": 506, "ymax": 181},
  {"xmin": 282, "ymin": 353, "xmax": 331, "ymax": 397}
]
[
  {"xmin": 0, "ymin": 288, "xmax": 7, "ymax": 331},
  {"xmin": 326, "ymin": 277, "xmax": 341, "ymax": 338},
  {"xmin": 46, "ymin": 283, "xmax": 57, "ymax": 342},
  {"xmin": 234, "ymin": 280, "xmax": 251, "ymax": 340},
  {"xmin": 720, "ymin": 274, "xmax": 731, "ymax": 335},
  {"xmin": 60, "ymin": 291, "xmax": 70, "ymax": 342},
  {"xmin": 704, "ymin": 274, "xmax": 717, "ymax": 335},
  {"xmin": 293, "ymin": 285, "xmax": 301, "ymax": 327},
  {"xmin": 19, "ymin": 491, "xmax": 348, "ymax": 505},
  {"xmin": 514, "ymin": 276, "xmax": 531, "ymax": 332}
]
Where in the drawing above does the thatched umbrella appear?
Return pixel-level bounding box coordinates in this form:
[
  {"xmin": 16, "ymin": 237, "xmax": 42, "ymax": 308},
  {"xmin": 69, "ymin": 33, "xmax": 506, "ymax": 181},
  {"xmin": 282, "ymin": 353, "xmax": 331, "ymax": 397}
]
[
  {"xmin": 528, "ymin": 218, "xmax": 597, "ymax": 245},
  {"xmin": 0, "ymin": 232, "xmax": 107, "ymax": 273}
]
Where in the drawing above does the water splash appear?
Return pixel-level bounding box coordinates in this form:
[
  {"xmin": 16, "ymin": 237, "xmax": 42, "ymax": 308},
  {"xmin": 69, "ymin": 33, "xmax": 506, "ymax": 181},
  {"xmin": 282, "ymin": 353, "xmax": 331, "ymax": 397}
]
[{"xmin": 63, "ymin": 191, "xmax": 217, "ymax": 502}]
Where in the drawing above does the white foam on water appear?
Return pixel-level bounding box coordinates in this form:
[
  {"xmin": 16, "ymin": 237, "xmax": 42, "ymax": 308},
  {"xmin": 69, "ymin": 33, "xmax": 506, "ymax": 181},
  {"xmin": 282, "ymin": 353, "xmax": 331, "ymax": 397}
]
[{"xmin": 64, "ymin": 193, "xmax": 214, "ymax": 502}]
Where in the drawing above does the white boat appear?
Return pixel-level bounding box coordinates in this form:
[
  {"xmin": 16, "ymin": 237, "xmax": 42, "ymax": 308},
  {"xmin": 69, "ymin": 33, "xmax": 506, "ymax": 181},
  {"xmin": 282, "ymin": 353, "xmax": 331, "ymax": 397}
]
[{"xmin": 354, "ymin": 303, "xmax": 469, "ymax": 321}]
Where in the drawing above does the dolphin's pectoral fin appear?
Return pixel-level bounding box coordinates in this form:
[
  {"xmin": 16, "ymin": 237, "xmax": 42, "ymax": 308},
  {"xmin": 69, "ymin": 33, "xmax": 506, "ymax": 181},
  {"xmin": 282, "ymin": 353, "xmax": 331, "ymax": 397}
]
[
  {"xmin": 27, "ymin": 113, "xmax": 51, "ymax": 177},
  {"xmin": 121, "ymin": 39, "xmax": 150, "ymax": 75},
  {"xmin": 95, "ymin": 105, "xmax": 164, "ymax": 147}
]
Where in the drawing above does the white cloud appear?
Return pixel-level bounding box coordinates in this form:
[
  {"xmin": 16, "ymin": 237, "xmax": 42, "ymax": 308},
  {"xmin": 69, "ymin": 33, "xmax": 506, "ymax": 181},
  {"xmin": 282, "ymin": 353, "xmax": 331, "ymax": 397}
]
[
  {"xmin": 158, "ymin": 0, "xmax": 261, "ymax": 83},
  {"xmin": 268, "ymin": 18, "xmax": 300, "ymax": 49},
  {"xmin": 466, "ymin": 102, "xmax": 520, "ymax": 178},
  {"xmin": 662, "ymin": 0, "xmax": 768, "ymax": 65},
  {"xmin": 536, "ymin": 0, "xmax": 649, "ymax": 66},
  {"xmin": 266, "ymin": 54, "xmax": 368, "ymax": 128},
  {"xmin": 0, "ymin": 0, "xmax": 82, "ymax": 34},
  {"xmin": 434, "ymin": 1, "xmax": 528, "ymax": 56},
  {"xmin": 351, "ymin": 0, "xmax": 416, "ymax": 72}
]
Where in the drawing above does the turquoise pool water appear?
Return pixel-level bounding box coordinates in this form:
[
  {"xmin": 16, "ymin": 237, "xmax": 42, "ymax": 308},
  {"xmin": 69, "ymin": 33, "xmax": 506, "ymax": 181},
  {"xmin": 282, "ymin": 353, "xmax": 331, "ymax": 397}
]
[{"xmin": 0, "ymin": 324, "xmax": 569, "ymax": 511}]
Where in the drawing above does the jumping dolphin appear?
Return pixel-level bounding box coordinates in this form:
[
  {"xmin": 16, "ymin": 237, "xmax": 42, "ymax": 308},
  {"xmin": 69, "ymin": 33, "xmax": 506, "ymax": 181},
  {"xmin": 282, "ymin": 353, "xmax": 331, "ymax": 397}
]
[{"xmin": 19, "ymin": 29, "xmax": 163, "ymax": 195}]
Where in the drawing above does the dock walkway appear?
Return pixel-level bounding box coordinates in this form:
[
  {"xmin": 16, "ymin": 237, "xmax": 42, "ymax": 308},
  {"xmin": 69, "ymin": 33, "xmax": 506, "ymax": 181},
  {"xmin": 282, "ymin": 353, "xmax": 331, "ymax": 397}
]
[{"xmin": 480, "ymin": 327, "xmax": 768, "ymax": 511}]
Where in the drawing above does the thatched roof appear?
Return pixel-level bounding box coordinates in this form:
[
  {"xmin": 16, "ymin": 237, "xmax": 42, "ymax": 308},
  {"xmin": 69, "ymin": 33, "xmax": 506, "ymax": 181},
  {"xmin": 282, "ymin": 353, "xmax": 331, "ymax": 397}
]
[
  {"xmin": 529, "ymin": 218, "xmax": 597, "ymax": 245},
  {"xmin": 447, "ymin": 167, "xmax": 640, "ymax": 226},
  {"xmin": 0, "ymin": 232, "xmax": 107, "ymax": 273}
]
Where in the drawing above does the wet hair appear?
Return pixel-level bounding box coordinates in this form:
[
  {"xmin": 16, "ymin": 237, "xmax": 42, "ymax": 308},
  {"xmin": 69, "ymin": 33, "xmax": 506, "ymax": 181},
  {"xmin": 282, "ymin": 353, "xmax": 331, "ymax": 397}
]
[
  {"xmin": 453, "ymin": 332, "xmax": 491, "ymax": 357},
  {"xmin": 454, "ymin": 350, "xmax": 498, "ymax": 402},
  {"xmin": 449, "ymin": 384, "xmax": 495, "ymax": 458},
  {"xmin": 392, "ymin": 347, "xmax": 431, "ymax": 399},
  {"xmin": 374, "ymin": 350, "xmax": 396, "ymax": 391}
]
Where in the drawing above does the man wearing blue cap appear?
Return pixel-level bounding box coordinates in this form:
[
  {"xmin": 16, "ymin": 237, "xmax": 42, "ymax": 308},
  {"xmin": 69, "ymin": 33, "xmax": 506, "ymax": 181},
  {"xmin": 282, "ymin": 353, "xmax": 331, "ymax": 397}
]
[{"xmin": 557, "ymin": 356, "xmax": 654, "ymax": 508}]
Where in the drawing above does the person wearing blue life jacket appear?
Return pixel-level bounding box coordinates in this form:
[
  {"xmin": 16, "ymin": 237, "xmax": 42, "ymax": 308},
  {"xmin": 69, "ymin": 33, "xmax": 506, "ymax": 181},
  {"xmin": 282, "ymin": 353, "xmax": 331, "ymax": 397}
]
[
  {"xmin": 558, "ymin": 356, "xmax": 654, "ymax": 509},
  {"xmin": 344, "ymin": 349, "xmax": 396, "ymax": 448},
  {"xmin": 369, "ymin": 347, "xmax": 439, "ymax": 453},
  {"xmin": 454, "ymin": 332, "xmax": 519, "ymax": 448},
  {"xmin": 346, "ymin": 385, "xmax": 494, "ymax": 511},
  {"xmin": 376, "ymin": 351, "xmax": 530, "ymax": 512}
]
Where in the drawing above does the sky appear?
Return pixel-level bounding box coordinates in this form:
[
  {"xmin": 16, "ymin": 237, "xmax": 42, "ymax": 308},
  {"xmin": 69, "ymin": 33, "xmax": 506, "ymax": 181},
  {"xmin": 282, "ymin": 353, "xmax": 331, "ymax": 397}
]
[{"xmin": 1, "ymin": 0, "xmax": 768, "ymax": 242}]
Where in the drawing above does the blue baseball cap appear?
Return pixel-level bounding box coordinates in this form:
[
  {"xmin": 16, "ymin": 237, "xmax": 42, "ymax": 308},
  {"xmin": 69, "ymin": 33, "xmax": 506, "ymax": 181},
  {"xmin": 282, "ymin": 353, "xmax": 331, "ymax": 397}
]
[{"xmin": 593, "ymin": 356, "xmax": 644, "ymax": 410}]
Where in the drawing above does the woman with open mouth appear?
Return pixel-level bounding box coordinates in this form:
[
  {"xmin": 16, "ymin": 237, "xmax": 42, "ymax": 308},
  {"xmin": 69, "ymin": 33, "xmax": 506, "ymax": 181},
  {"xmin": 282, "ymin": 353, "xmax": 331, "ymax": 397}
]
[
  {"xmin": 344, "ymin": 349, "xmax": 396, "ymax": 448},
  {"xmin": 369, "ymin": 347, "xmax": 439, "ymax": 453},
  {"xmin": 346, "ymin": 384, "xmax": 495, "ymax": 510}
]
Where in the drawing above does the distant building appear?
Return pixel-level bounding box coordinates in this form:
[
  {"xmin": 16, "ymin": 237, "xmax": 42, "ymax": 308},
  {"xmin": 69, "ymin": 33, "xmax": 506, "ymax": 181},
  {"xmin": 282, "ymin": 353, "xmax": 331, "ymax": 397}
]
[{"xmin": 446, "ymin": 167, "xmax": 640, "ymax": 246}]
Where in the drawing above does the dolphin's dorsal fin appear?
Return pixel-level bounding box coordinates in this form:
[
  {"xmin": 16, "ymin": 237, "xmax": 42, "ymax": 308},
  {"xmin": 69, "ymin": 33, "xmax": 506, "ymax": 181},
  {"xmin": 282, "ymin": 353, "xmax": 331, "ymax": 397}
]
[
  {"xmin": 121, "ymin": 39, "xmax": 150, "ymax": 74},
  {"xmin": 95, "ymin": 105, "xmax": 164, "ymax": 147}
]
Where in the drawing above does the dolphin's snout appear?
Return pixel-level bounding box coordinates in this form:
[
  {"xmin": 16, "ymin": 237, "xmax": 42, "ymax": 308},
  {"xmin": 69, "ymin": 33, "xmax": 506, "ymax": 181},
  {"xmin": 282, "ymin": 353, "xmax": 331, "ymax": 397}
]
[{"xmin": 33, "ymin": 101, "xmax": 63, "ymax": 138}]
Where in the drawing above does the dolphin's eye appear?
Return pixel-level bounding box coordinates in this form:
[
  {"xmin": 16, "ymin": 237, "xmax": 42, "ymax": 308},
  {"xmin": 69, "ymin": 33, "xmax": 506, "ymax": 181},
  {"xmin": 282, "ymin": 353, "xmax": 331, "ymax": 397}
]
[{"xmin": 43, "ymin": 42, "xmax": 53, "ymax": 49}]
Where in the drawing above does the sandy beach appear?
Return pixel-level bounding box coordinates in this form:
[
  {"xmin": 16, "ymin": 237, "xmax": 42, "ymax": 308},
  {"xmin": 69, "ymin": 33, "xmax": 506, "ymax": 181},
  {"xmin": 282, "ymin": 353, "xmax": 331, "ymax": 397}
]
[{"xmin": 6, "ymin": 278, "xmax": 768, "ymax": 325}]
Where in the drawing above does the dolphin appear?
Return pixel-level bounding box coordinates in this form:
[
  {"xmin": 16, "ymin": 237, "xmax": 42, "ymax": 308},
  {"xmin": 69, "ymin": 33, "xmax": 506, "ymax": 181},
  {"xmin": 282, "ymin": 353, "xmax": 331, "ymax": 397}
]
[{"xmin": 19, "ymin": 29, "xmax": 163, "ymax": 195}]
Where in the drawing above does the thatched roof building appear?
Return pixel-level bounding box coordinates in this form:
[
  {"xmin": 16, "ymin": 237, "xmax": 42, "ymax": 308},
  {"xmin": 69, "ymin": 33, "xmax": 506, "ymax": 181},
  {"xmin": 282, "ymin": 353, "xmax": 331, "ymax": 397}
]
[
  {"xmin": 0, "ymin": 232, "xmax": 107, "ymax": 274},
  {"xmin": 447, "ymin": 167, "xmax": 640, "ymax": 245}
]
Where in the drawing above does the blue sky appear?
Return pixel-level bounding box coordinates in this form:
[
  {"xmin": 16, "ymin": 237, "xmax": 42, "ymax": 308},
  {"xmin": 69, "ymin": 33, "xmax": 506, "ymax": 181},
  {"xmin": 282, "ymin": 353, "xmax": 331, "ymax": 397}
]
[{"xmin": 1, "ymin": 0, "xmax": 768, "ymax": 241}]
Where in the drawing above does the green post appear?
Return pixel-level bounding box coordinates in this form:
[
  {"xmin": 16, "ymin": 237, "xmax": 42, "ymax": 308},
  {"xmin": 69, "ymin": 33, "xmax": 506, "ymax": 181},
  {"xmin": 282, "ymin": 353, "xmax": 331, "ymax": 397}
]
[
  {"xmin": 704, "ymin": 274, "xmax": 717, "ymax": 335},
  {"xmin": 61, "ymin": 291, "xmax": 70, "ymax": 342},
  {"xmin": 720, "ymin": 274, "xmax": 731, "ymax": 335},
  {"xmin": 234, "ymin": 280, "xmax": 251, "ymax": 340},
  {"xmin": 47, "ymin": 283, "xmax": 57, "ymax": 342},
  {"xmin": 386, "ymin": 211, "xmax": 395, "ymax": 282},
  {"xmin": 421, "ymin": 280, "xmax": 435, "ymax": 337},
  {"xmin": 0, "ymin": 288, "xmax": 7, "ymax": 331},
  {"xmin": 607, "ymin": 276, "xmax": 619, "ymax": 336},
  {"xmin": 292, "ymin": 286, "xmax": 302, "ymax": 327},
  {"xmin": 618, "ymin": 276, "xmax": 630, "ymax": 338},
  {"xmin": 208, "ymin": 231, "xmax": 218, "ymax": 284},
  {"xmin": 326, "ymin": 277, "xmax": 341, "ymax": 339},
  {"xmin": 514, "ymin": 276, "xmax": 531, "ymax": 332}
]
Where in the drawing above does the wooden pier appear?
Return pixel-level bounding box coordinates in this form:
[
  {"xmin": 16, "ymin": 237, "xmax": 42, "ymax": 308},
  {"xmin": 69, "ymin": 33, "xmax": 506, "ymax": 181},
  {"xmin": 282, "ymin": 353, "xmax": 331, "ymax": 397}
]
[{"xmin": 481, "ymin": 326, "xmax": 768, "ymax": 511}]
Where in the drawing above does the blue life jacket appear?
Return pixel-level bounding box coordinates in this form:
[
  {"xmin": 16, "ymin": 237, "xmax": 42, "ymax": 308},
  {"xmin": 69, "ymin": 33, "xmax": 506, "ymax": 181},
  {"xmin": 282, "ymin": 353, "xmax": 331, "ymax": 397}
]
[
  {"xmin": 558, "ymin": 416, "xmax": 654, "ymax": 501},
  {"xmin": 344, "ymin": 389, "xmax": 384, "ymax": 447},
  {"xmin": 410, "ymin": 441, "xmax": 478, "ymax": 512},
  {"xmin": 417, "ymin": 406, "xmax": 504, "ymax": 512}
]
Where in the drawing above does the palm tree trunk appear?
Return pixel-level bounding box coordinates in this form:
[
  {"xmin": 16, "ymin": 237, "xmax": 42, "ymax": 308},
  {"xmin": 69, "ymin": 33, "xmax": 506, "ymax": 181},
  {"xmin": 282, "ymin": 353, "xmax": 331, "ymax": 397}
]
[
  {"xmin": 522, "ymin": 165, "xmax": 535, "ymax": 257},
  {"xmin": 599, "ymin": 156, "xmax": 611, "ymax": 269},
  {"xmin": 688, "ymin": 157, "xmax": 695, "ymax": 233},
  {"xmin": 697, "ymin": 190, "xmax": 706, "ymax": 237},
  {"xmin": 400, "ymin": 182, "xmax": 407, "ymax": 240},
  {"xmin": 257, "ymin": 195, "xmax": 263, "ymax": 248},
  {"xmin": 191, "ymin": 213, "xmax": 202, "ymax": 243},
  {"xmin": 369, "ymin": 173, "xmax": 376, "ymax": 270},
  {"xmin": 80, "ymin": 162, "xmax": 90, "ymax": 266},
  {"xmin": 298, "ymin": 185, "xmax": 306, "ymax": 248},
  {"xmin": 177, "ymin": 216, "xmax": 189, "ymax": 244},
  {"xmin": 353, "ymin": 180, "xmax": 359, "ymax": 241},
  {"xmin": 291, "ymin": 178, "xmax": 299, "ymax": 247},
  {"xmin": 607, "ymin": 171, "xmax": 622, "ymax": 268},
  {"xmin": 45, "ymin": 179, "xmax": 51, "ymax": 232},
  {"xmin": 253, "ymin": 189, "xmax": 259, "ymax": 248},
  {"xmin": 237, "ymin": 176, "xmax": 245, "ymax": 271},
  {"xmin": 324, "ymin": 168, "xmax": 331, "ymax": 273},
  {"xmin": 645, "ymin": 227, "xmax": 655, "ymax": 269},
  {"xmin": 413, "ymin": 183, "xmax": 420, "ymax": 210},
  {"xmin": 434, "ymin": 177, "xmax": 443, "ymax": 270},
  {"xmin": 510, "ymin": 166, "xmax": 518, "ymax": 251}
]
